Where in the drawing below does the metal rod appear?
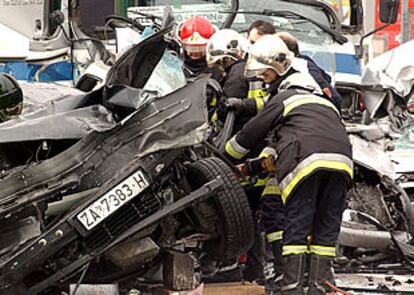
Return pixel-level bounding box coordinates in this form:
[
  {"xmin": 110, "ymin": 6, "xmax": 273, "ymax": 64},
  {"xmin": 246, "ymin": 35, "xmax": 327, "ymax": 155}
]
[{"xmin": 401, "ymin": 0, "xmax": 411, "ymax": 44}]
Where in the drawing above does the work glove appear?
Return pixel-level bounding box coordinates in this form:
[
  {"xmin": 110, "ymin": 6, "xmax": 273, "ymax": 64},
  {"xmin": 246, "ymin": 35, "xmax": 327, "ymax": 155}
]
[
  {"xmin": 237, "ymin": 155, "xmax": 277, "ymax": 177},
  {"xmin": 225, "ymin": 97, "xmax": 246, "ymax": 116}
]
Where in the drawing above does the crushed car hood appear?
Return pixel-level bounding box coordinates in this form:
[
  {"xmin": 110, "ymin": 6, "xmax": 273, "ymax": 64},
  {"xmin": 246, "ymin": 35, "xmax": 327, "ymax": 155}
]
[
  {"xmin": 0, "ymin": 76, "xmax": 209, "ymax": 210},
  {"xmin": 362, "ymin": 40, "xmax": 414, "ymax": 97},
  {"xmin": 0, "ymin": 28, "xmax": 172, "ymax": 143},
  {"xmin": 0, "ymin": 84, "xmax": 116, "ymax": 143}
]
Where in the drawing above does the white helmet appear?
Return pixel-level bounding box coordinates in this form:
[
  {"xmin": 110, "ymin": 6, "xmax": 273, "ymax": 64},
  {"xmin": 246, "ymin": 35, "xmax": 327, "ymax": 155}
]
[
  {"xmin": 245, "ymin": 34, "xmax": 294, "ymax": 78},
  {"xmin": 206, "ymin": 29, "xmax": 248, "ymax": 67}
]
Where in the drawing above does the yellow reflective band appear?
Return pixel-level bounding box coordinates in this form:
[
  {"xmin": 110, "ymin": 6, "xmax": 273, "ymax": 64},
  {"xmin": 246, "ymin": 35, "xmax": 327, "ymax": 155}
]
[
  {"xmin": 266, "ymin": 231, "xmax": 283, "ymax": 243},
  {"xmin": 254, "ymin": 177, "xmax": 268, "ymax": 187},
  {"xmin": 260, "ymin": 152, "xmax": 270, "ymax": 158},
  {"xmin": 211, "ymin": 111, "xmax": 217, "ymax": 123},
  {"xmin": 210, "ymin": 97, "xmax": 217, "ymax": 107},
  {"xmin": 255, "ymin": 96, "xmax": 264, "ymax": 111},
  {"xmin": 283, "ymin": 245, "xmax": 309, "ymax": 256},
  {"xmin": 263, "ymin": 185, "xmax": 281, "ymax": 196},
  {"xmin": 225, "ymin": 142, "xmax": 245, "ymax": 160},
  {"xmin": 281, "ymin": 160, "xmax": 353, "ymax": 203},
  {"xmin": 310, "ymin": 245, "xmax": 336, "ymax": 257},
  {"xmin": 248, "ymin": 89, "xmax": 267, "ymax": 98},
  {"xmin": 225, "ymin": 138, "xmax": 249, "ymax": 160},
  {"xmin": 283, "ymin": 96, "xmax": 339, "ymax": 117},
  {"xmin": 240, "ymin": 179, "xmax": 250, "ymax": 186},
  {"xmin": 259, "ymin": 147, "xmax": 276, "ymax": 159}
]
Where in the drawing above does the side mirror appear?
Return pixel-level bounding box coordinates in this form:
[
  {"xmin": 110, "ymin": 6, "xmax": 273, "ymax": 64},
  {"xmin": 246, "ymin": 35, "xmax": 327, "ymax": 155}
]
[
  {"xmin": 347, "ymin": 0, "xmax": 363, "ymax": 32},
  {"xmin": 379, "ymin": 0, "xmax": 399, "ymax": 24}
]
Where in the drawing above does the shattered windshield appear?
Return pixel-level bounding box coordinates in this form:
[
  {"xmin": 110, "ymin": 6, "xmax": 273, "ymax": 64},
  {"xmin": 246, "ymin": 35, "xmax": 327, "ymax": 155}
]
[
  {"xmin": 127, "ymin": 0, "xmax": 233, "ymax": 27},
  {"xmin": 144, "ymin": 49, "xmax": 187, "ymax": 96},
  {"xmin": 233, "ymin": 0, "xmax": 335, "ymax": 44},
  {"xmin": 139, "ymin": 28, "xmax": 187, "ymax": 96}
]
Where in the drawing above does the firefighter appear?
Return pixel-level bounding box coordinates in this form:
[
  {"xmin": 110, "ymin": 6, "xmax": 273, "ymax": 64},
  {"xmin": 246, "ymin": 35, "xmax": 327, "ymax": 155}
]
[
  {"xmin": 0, "ymin": 73, "xmax": 23, "ymax": 122},
  {"xmin": 205, "ymin": 29, "xmax": 253, "ymax": 133},
  {"xmin": 225, "ymin": 35, "xmax": 353, "ymax": 295},
  {"xmin": 276, "ymin": 32, "xmax": 342, "ymax": 110},
  {"xmin": 246, "ymin": 20, "xmax": 276, "ymax": 114},
  {"xmin": 247, "ymin": 21, "xmax": 284, "ymax": 294},
  {"xmin": 207, "ymin": 29, "xmax": 276, "ymax": 284},
  {"xmin": 179, "ymin": 16, "xmax": 222, "ymax": 122},
  {"xmin": 179, "ymin": 16, "xmax": 216, "ymax": 78}
]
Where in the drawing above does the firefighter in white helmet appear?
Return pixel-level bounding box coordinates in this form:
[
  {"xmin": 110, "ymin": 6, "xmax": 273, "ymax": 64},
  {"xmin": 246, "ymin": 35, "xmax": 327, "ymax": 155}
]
[
  {"xmin": 206, "ymin": 29, "xmax": 262, "ymax": 134},
  {"xmin": 226, "ymin": 34, "xmax": 353, "ymax": 295}
]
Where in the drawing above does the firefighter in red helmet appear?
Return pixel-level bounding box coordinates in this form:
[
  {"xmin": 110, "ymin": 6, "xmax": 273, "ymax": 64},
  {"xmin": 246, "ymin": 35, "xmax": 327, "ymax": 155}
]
[{"xmin": 179, "ymin": 16, "xmax": 216, "ymax": 77}]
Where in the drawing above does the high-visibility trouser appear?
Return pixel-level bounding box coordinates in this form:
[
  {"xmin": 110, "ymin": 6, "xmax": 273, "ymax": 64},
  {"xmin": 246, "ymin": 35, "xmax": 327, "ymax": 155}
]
[
  {"xmin": 282, "ymin": 170, "xmax": 351, "ymax": 257},
  {"xmin": 261, "ymin": 177, "xmax": 285, "ymax": 244}
]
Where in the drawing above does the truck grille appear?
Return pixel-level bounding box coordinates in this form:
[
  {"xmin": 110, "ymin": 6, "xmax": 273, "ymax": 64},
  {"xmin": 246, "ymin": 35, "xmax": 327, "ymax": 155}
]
[{"xmin": 84, "ymin": 192, "xmax": 162, "ymax": 252}]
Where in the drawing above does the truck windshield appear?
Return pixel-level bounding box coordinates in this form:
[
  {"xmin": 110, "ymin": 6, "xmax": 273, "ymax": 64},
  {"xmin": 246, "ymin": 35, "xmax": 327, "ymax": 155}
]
[
  {"xmin": 233, "ymin": 0, "xmax": 338, "ymax": 44},
  {"xmin": 230, "ymin": 0, "xmax": 347, "ymax": 76},
  {"xmin": 126, "ymin": 0, "xmax": 233, "ymax": 27}
]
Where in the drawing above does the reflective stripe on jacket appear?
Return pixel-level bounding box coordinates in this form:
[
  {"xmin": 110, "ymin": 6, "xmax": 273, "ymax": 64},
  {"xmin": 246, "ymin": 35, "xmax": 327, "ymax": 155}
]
[{"xmin": 225, "ymin": 72, "xmax": 353, "ymax": 201}]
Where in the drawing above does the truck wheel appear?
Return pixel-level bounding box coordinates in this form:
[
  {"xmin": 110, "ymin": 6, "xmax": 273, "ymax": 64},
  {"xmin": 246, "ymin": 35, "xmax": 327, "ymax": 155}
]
[{"xmin": 188, "ymin": 157, "xmax": 254, "ymax": 261}]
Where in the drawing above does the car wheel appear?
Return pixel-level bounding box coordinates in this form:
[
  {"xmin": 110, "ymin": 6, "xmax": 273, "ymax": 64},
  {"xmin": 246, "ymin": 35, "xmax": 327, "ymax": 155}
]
[{"xmin": 188, "ymin": 157, "xmax": 254, "ymax": 262}]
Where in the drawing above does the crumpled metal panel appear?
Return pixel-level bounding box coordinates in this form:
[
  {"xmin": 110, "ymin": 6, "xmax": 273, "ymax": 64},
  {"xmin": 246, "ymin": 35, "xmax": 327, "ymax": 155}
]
[
  {"xmin": 0, "ymin": 216, "xmax": 41, "ymax": 257},
  {"xmin": 19, "ymin": 82, "xmax": 86, "ymax": 114},
  {"xmin": 362, "ymin": 39, "xmax": 414, "ymax": 97},
  {"xmin": 349, "ymin": 133, "xmax": 396, "ymax": 180},
  {"xmin": 105, "ymin": 27, "xmax": 169, "ymax": 90},
  {"xmin": 103, "ymin": 85, "xmax": 159, "ymax": 110},
  {"xmin": 101, "ymin": 76, "xmax": 208, "ymax": 158},
  {"xmin": 0, "ymin": 76, "xmax": 208, "ymax": 205},
  {"xmin": 0, "ymin": 104, "xmax": 116, "ymax": 143},
  {"xmin": 0, "ymin": 83, "xmax": 117, "ymax": 143}
]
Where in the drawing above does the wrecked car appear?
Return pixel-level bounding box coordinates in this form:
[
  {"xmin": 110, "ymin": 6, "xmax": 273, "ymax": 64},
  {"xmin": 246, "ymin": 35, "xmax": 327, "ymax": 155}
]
[
  {"xmin": 0, "ymin": 26, "xmax": 254, "ymax": 294},
  {"xmin": 360, "ymin": 39, "xmax": 414, "ymax": 197},
  {"xmin": 338, "ymin": 126, "xmax": 414, "ymax": 270},
  {"xmin": 333, "ymin": 40, "xmax": 414, "ymax": 271}
]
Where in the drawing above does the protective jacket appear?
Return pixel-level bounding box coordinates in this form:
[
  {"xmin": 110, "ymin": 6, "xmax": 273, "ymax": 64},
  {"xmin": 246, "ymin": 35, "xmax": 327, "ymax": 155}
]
[
  {"xmin": 183, "ymin": 53, "xmax": 221, "ymax": 79},
  {"xmin": 226, "ymin": 72, "xmax": 353, "ymax": 202},
  {"xmin": 222, "ymin": 60, "xmax": 249, "ymax": 98},
  {"xmin": 218, "ymin": 60, "xmax": 269, "ymax": 133}
]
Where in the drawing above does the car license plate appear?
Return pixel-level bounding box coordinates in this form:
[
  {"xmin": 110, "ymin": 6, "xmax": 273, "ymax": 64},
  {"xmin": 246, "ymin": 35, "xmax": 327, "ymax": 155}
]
[{"xmin": 77, "ymin": 170, "xmax": 149, "ymax": 231}]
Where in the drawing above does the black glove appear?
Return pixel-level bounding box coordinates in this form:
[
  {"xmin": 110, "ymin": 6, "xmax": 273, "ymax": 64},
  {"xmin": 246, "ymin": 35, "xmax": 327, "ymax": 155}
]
[{"xmin": 225, "ymin": 97, "xmax": 246, "ymax": 115}]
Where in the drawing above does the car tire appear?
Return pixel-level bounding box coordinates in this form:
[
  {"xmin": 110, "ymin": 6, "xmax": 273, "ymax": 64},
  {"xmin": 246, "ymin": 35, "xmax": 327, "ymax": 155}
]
[{"xmin": 188, "ymin": 157, "xmax": 254, "ymax": 262}]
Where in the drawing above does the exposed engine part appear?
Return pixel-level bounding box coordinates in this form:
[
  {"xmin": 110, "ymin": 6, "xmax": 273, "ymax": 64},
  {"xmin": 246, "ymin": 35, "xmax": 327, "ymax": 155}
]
[
  {"xmin": 338, "ymin": 220, "xmax": 408, "ymax": 250},
  {"xmin": 0, "ymin": 216, "xmax": 41, "ymax": 257},
  {"xmin": 105, "ymin": 237, "xmax": 160, "ymax": 269},
  {"xmin": 347, "ymin": 183, "xmax": 393, "ymax": 227}
]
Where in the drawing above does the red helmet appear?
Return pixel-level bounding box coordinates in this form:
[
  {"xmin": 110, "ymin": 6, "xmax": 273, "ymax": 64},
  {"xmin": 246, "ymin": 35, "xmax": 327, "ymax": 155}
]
[{"xmin": 180, "ymin": 16, "xmax": 215, "ymax": 53}]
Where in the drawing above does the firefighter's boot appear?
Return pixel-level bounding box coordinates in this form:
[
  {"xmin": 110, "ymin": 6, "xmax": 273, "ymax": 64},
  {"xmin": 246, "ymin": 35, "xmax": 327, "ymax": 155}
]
[
  {"xmin": 308, "ymin": 254, "xmax": 335, "ymax": 295},
  {"xmin": 265, "ymin": 241, "xmax": 284, "ymax": 295},
  {"xmin": 280, "ymin": 254, "xmax": 306, "ymax": 295}
]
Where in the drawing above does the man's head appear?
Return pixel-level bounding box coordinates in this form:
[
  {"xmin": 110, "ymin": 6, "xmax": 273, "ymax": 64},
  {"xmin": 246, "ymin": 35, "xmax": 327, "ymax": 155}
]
[
  {"xmin": 206, "ymin": 29, "xmax": 248, "ymax": 73},
  {"xmin": 180, "ymin": 16, "xmax": 215, "ymax": 60},
  {"xmin": 247, "ymin": 20, "xmax": 276, "ymax": 45},
  {"xmin": 275, "ymin": 32, "xmax": 299, "ymax": 56},
  {"xmin": 245, "ymin": 35, "xmax": 294, "ymax": 83},
  {"xmin": 0, "ymin": 73, "xmax": 23, "ymax": 122}
]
